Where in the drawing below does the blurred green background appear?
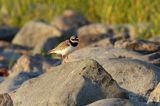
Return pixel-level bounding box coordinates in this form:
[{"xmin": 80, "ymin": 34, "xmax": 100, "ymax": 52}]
[{"xmin": 0, "ymin": 0, "xmax": 160, "ymax": 38}]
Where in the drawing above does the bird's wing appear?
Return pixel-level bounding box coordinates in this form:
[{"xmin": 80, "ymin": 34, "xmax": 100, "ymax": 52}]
[{"xmin": 47, "ymin": 40, "xmax": 70, "ymax": 54}]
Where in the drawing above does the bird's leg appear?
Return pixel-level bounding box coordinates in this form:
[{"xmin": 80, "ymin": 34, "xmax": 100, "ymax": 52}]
[
  {"xmin": 66, "ymin": 55, "xmax": 69, "ymax": 59},
  {"xmin": 60, "ymin": 55, "xmax": 64, "ymax": 60},
  {"xmin": 62, "ymin": 55, "xmax": 68, "ymax": 64}
]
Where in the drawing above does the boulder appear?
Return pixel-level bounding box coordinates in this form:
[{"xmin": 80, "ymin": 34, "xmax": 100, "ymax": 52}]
[
  {"xmin": 0, "ymin": 93, "xmax": 13, "ymax": 106},
  {"xmin": 148, "ymin": 83, "xmax": 160, "ymax": 104},
  {"xmin": 64, "ymin": 47, "xmax": 160, "ymax": 101},
  {"xmin": 0, "ymin": 40, "xmax": 31, "ymax": 55},
  {"xmin": 77, "ymin": 24, "xmax": 140, "ymax": 49},
  {"xmin": 0, "ymin": 50, "xmax": 21, "ymax": 67},
  {"xmin": 87, "ymin": 98, "xmax": 147, "ymax": 106},
  {"xmin": 77, "ymin": 24, "xmax": 113, "ymax": 49},
  {"xmin": 10, "ymin": 59, "xmax": 127, "ymax": 106},
  {"xmin": 114, "ymin": 39, "xmax": 160, "ymax": 54},
  {"xmin": 51, "ymin": 10, "xmax": 88, "ymax": 35},
  {"xmin": 149, "ymin": 36, "xmax": 160, "ymax": 44},
  {"xmin": 112, "ymin": 24, "xmax": 136, "ymax": 39},
  {"xmin": 64, "ymin": 47, "xmax": 149, "ymax": 65},
  {"xmin": 146, "ymin": 52, "xmax": 160, "ymax": 66},
  {"xmin": 103, "ymin": 58, "xmax": 160, "ymax": 101},
  {"xmin": 89, "ymin": 38, "xmax": 114, "ymax": 48},
  {"xmin": 0, "ymin": 55, "xmax": 58, "ymax": 93},
  {"xmin": 32, "ymin": 36, "xmax": 59, "ymax": 54},
  {"xmin": 12, "ymin": 21, "xmax": 61, "ymax": 53},
  {"xmin": 0, "ymin": 26, "xmax": 19, "ymax": 41}
]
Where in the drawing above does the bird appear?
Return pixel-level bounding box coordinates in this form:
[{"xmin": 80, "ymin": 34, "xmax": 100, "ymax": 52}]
[{"xmin": 48, "ymin": 35, "xmax": 79, "ymax": 59}]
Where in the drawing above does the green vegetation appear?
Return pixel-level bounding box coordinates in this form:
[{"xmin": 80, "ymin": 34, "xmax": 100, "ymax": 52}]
[{"xmin": 0, "ymin": 0, "xmax": 160, "ymax": 38}]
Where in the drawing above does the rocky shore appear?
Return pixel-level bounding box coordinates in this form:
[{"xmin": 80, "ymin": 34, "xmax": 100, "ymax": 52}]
[{"xmin": 0, "ymin": 10, "xmax": 160, "ymax": 106}]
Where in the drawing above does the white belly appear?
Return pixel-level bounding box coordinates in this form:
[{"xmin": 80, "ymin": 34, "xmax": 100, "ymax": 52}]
[{"xmin": 55, "ymin": 46, "xmax": 76, "ymax": 56}]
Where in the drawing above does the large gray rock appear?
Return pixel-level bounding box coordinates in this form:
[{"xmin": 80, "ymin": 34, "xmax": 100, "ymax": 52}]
[
  {"xmin": 64, "ymin": 47, "xmax": 149, "ymax": 65},
  {"xmin": 64, "ymin": 47, "xmax": 160, "ymax": 101},
  {"xmin": 89, "ymin": 38, "xmax": 115, "ymax": 48},
  {"xmin": 114, "ymin": 39, "xmax": 160, "ymax": 53},
  {"xmin": 51, "ymin": 10, "xmax": 88, "ymax": 35},
  {"xmin": 0, "ymin": 40, "xmax": 30, "ymax": 55},
  {"xmin": 10, "ymin": 59, "xmax": 127, "ymax": 106},
  {"xmin": 148, "ymin": 83, "xmax": 160, "ymax": 105},
  {"xmin": 103, "ymin": 58, "xmax": 160, "ymax": 101},
  {"xmin": 87, "ymin": 98, "xmax": 147, "ymax": 106},
  {"xmin": 149, "ymin": 36, "xmax": 160, "ymax": 44},
  {"xmin": 12, "ymin": 21, "xmax": 61, "ymax": 53},
  {"xmin": 77, "ymin": 24, "xmax": 138, "ymax": 49},
  {"xmin": 0, "ymin": 26, "xmax": 19, "ymax": 41},
  {"xmin": 32, "ymin": 36, "xmax": 59, "ymax": 54},
  {"xmin": 0, "ymin": 93, "xmax": 13, "ymax": 106},
  {"xmin": 77, "ymin": 24, "xmax": 113, "ymax": 49},
  {"xmin": 0, "ymin": 55, "xmax": 58, "ymax": 93}
]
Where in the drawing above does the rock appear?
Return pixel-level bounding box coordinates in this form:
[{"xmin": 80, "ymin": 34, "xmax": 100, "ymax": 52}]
[
  {"xmin": 51, "ymin": 10, "xmax": 88, "ymax": 35},
  {"xmin": 12, "ymin": 21, "xmax": 61, "ymax": 49},
  {"xmin": 64, "ymin": 47, "xmax": 160, "ymax": 102},
  {"xmin": 103, "ymin": 58, "xmax": 160, "ymax": 102},
  {"xmin": 148, "ymin": 83, "xmax": 160, "ymax": 104},
  {"xmin": 0, "ymin": 26, "xmax": 19, "ymax": 41},
  {"xmin": 0, "ymin": 93, "xmax": 13, "ymax": 106},
  {"xmin": 0, "ymin": 40, "xmax": 31, "ymax": 55},
  {"xmin": 149, "ymin": 36, "xmax": 160, "ymax": 44},
  {"xmin": 87, "ymin": 98, "xmax": 147, "ymax": 106},
  {"xmin": 64, "ymin": 46, "xmax": 160, "ymax": 66},
  {"xmin": 0, "ymin": 55, "xmax": 58, "ymax": 93},
  {"xmin": 114, "ymin": 39, "xmax": 160, "ymax": 54},
  {"xmin": 0, "ymin": 50, "xmax": 21, "ymax": 68},
  {"xmin": 90, "ymin": 38, "xmax": 115, "ymax": 48},
  {"xmin": 113, "ymin": 24, "xmax": 136, "ymax": 39},
  {"xmin": 10, "ymin": 59, "xmax": 127, "ymax": 106},
  {"xmin": 146, "ymin": 52, "xmax": 160, "ymax": 66},
  {"xmin": 32, "ymin": 36, "xmax": 59, "ymax": 54},
  {"xmin": 77, "ymin": 24, "xmax": 113, "ymax": 49},
  {"xmin": 64, "ymin": 47, "xmax": 149, "ymax": 65}
]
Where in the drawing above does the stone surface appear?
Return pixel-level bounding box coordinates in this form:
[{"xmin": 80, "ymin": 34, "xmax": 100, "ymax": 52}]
[
  {"xmin": 149, "ymin": 36, "xmax": 160, "ymax": 44},
  {"xmin": 89, "ymin": 38, "xmax": 115, "ymax": 48},
  {"xmin": 77, "ymin": 24, "xmax": 113, "ymax": 49},
  {"xmin": 146, "ymin": 52, "xmax": 160, "ymax": 66},
  {"xmin": 0, "ymin": 55, "xmax": 58, "ymax": 93},
  {"xmin": 64, "ymin": 47, "xmax": 149, "ymax": 65},
  {"xmin": 148, "ymin": 83, "xmax": 160, "ymax": 104},
  {"xmin": 114, "ymin": 39, "xmax": 160, "ymax": 53},
  {"xmin": 103, "ymin": 58, "xmax": 160, "ymax": 101},
  {"xmin": 51, "ymin": 10, "xmax": 88, "ymax": 35},
  {"xmin": 0, "ymin": 93, "xmax": 13, "ymax": 106},
  {"xmin": 0, "ymin": 26, "xmax": 19, "ymax": 41},
  {"xmin": 64, "ymin": 47, "xmax": 160, "ymax": 101},
  {"xmin": 10, "ymin": 59, "xmax": 127, "ymax": 106},
  {"xmin": 0, "ymin": 40, "xmax": 30, "ymax": 55},
  {"xmin": 87, "ymin": 98, "xmax": 147, "ymax": 106},
  {"xmin": 113, "ymin": 24, "xmax": 136, "ymax": 39},
  {"xmin": 32, "ymin": 36, "xmax": 59, "ymax": 54},
  {"xmin": 12, "ymin": 21, "xmax": 61, "ymax": 49}
]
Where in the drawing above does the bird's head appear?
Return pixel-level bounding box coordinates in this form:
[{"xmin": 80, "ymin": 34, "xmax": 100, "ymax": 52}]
[
  {"xmin": 70, "ymin": 35, "xmax": 79, "ymax": 42},
  {"xmin": 69, "ymin": 35, "xmax": 79, "ymax": 47}
]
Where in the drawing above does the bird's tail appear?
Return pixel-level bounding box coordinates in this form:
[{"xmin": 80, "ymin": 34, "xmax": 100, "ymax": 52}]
[{"xmin": 47, "ymin": 49, "xmax": 55, "ymax": 55}]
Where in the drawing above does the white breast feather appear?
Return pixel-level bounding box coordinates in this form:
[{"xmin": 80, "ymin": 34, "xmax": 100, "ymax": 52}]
[{"xmin": 54, "ymin": 46, "xmax": 76, "ymax": 56}]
